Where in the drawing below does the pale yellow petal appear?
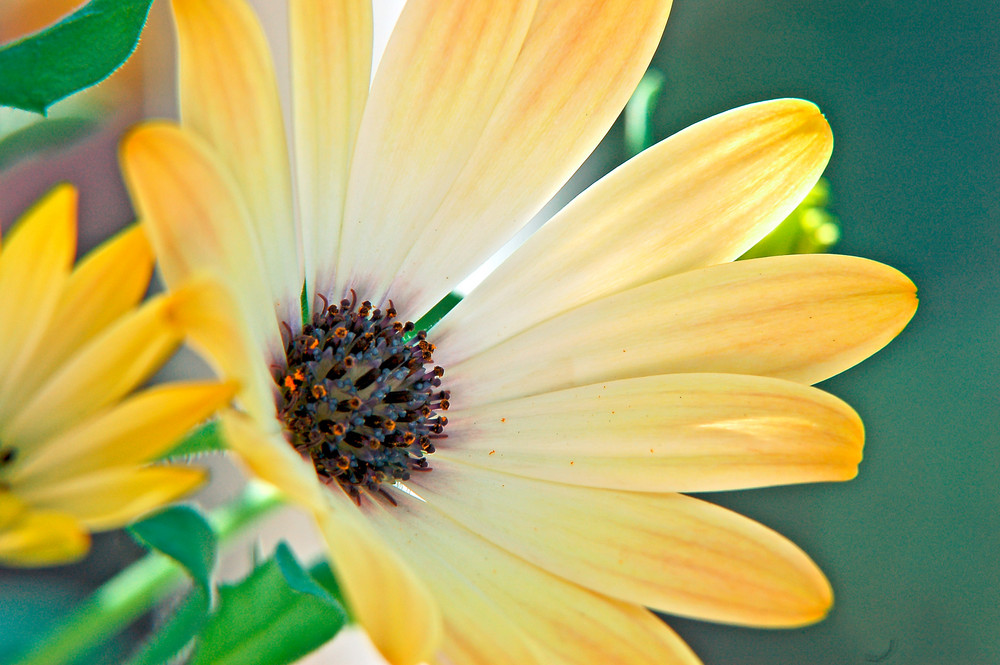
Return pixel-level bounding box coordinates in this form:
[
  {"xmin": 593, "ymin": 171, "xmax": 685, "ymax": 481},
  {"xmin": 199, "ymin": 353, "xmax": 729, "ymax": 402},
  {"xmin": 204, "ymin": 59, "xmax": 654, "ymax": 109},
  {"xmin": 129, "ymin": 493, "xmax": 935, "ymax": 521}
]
[
  {"xmin": 438, "ymin": 373, "xmax": 863, "ymax": 492},
  {"xmin": 314, "ymin": 491, "xmax": 442, "ymax": 665},
  {"xmin": 350, "ymin": 0, "xmax": 675, "ymax": 320},
  {"xmin": 218, "ymin": 410, "xmax": 326, "ymax": 513},
  {"xmin": 446, "ymin": 254, "xmax": 918, "ymax": 406},
  {"xmin": 411, "ymin": 459, "xmax": 832, "ymax": 627},
  {"xmin": 369, "ymin": 492, "xmax": 701, "ymax": 665},
  {"xmin": 0, "ymin": 505, "xmax": 89, "ymax": 567},
  {"xmin": 14, "ymin": 381, "xmax": 238, "ymax": 485},
  {"xmin": 170, "ymin": 279, "xmax": 279, "ymax": 425},
  {"xmin": 290, "ymin": 0, "xmax": 372, "ymax": 297},
  {"xmin": 436, "ymin": 99, "xmax": 834, "ymax": 359},
  {"xmin": 6, "ymin": 293, "xmax": 184, "ymax": 445},
  {"xmin": 172, "ymin": 0, "xmax": 301, "ymax": 325},
  {"xmin": 120, "ymin": 122, "xmax": 284, "ymax": 363},
  {"xmin": 18, "ymin": 225, "xmax": 154, "ymax": 406},
  {"xmin": 334, "ymin": 0, "xmax": 537, "ymax": 306},
  {"xmin": 0, "ymin": 185, "xmax": 76, "ymax": 421},
  {"xmin": 20, "ymin": 466, "xmax": 207, "ymax": 531}
]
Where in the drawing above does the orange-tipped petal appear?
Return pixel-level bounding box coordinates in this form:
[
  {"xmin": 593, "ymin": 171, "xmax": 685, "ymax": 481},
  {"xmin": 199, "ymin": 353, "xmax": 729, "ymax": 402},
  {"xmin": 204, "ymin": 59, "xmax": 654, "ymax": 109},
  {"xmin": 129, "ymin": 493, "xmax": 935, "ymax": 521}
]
[
  {"xmin": 446, "ymin": 254, "xmax": 918, "ymax": 406},
  {"xmin": 412, "ymin": 460, "xmax": 833, "ymax": 627},
  {"xmin": 440, "ymin": 373, "xmax": 863, "ymax": 492},
  {"xmin": 436, "ymin": 99, "xmax": 834, "ymax": 360}
]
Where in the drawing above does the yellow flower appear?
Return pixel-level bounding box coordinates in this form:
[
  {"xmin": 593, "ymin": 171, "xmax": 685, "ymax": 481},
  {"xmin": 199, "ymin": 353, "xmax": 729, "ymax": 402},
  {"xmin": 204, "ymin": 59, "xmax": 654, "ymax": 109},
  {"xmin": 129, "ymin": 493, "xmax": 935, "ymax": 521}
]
[
  {"xmin": 120, "ymin": 1, "xmax": 917, "ymax": 663},
  {"xmin": 0, "ymin": 185, "xmax": 237, "ymax": 567}
]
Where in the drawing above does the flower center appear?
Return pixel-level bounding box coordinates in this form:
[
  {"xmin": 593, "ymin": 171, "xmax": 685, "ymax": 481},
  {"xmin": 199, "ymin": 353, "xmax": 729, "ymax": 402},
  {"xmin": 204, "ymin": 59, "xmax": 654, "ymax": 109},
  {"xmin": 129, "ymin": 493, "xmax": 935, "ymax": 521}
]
[{"xmin": 276, "ymin": 292, "xmax": 449, "ymax": 505}]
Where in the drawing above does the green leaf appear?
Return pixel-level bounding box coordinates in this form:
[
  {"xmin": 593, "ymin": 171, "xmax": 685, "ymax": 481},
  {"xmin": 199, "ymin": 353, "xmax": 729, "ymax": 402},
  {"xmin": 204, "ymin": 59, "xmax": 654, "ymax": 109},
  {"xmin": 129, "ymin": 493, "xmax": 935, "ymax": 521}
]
[
  {"xmin": 189, "ymin": 543, "xmax": 348, "ymax": 665},
  {"xmin": 0, "ymin": 0, "xmax": 154, "ymax": 114},
  {"xmin": 123, "ymin": 586, "xmax": 209, "ymax": 665},
  {"xmin": 162, "ymin": 421, "xmax": 228, "ymax": 459},
  {"xmin": 0, "ymin": 115, "xmax": 98, "ymax": 170},
  {"xmin": 624, "ymin": 68, "xmax": 666, "ymax": 158},
  {"xmin": 129, "ymin": 506, "xmax": 217, "ymax": 597}
]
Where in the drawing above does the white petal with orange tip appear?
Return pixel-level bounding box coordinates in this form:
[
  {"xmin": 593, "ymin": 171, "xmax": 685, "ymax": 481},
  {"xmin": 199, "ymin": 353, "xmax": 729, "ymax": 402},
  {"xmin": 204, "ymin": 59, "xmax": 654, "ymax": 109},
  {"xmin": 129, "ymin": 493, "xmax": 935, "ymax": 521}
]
[
  {"xmin": 439, "ymin": 372, "xmax": 863, "ymax": 492},
  {"xmin": 411, "ymin": 459, "xmax": 832, "ymax": 627},
  {"xmin": 291, "ymin": 0, "xmax": 372, "ymax": 297},
  {"xmin": 333, "ymin": 0, "xmax": 537, "ymax": 307},
  {"xmin": 369, "ymin": 493, "xmax": 702, "ymax": 665},
  {"xmin": 446, "ymin": 254, "xmax": 918, "ymax": 406},
  {"xmin": 435, "ymin": 99, "xmax": 834, "ymax": 361},
  {"xmin": 370, "ymin": 0, "xmax": 675, "ymax": 319}
]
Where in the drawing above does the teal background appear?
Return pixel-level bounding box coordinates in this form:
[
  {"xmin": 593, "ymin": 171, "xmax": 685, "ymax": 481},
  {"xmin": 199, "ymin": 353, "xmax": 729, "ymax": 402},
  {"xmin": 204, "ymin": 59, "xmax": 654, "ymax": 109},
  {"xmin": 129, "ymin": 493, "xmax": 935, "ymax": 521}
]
[{"xmin": 621, "ymin": 0, "xmax": 998, "ymax": 662}]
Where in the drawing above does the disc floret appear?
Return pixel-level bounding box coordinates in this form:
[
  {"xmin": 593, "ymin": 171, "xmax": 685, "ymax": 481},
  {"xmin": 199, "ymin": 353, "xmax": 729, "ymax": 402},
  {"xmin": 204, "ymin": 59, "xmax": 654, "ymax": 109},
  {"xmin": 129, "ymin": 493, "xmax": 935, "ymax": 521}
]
[{"xmin": 277, "ymin": 293, "xmax": 449, "ymax": 504}]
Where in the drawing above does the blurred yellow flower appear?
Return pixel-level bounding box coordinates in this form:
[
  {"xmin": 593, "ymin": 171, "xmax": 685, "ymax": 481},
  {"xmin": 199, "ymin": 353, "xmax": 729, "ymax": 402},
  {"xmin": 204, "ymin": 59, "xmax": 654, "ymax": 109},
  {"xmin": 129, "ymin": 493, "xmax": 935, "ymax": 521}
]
[
  {"xmin": 0, "ymin": 186, "xmax": 236, "ymax": 567},
  {"xmin": 121, "ymin": 1, "xmax": 918, "ymax": 663}
]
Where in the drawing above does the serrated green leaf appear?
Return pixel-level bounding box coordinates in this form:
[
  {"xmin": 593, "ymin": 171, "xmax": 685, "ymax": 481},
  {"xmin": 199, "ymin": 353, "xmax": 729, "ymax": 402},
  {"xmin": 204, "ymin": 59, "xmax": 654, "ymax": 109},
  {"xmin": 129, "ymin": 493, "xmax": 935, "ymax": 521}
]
[
  {"xmin": 129, "ymin": 506, "xmax": 217, "ymax": 598},
  {"xmin": 189, "ymin": 543, "xmax": 347, "ymax": 665},
  {"xmin": 123, "ymin": 586, "xmax": 209, "ymax": 665},
  {"xmin": 162, "ymin": 421, "xmax": 227, "ymax": 459},
  {"xmin": 0, "ymin": 0, "xmax": 154, "ymax": 114}
]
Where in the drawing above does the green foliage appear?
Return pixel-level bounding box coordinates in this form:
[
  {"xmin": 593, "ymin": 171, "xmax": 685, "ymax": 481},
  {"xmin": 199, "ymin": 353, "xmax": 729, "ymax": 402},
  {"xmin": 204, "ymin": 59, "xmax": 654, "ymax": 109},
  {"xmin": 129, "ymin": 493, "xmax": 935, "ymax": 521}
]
[
  {"xmin": 123, "ymin": 587, "xmax": 209, "ymax": 665},
  {"xmin": 188, "ymin": 543, "xmax": 348, "ymax": 665},
  {"xmin": 738, "ymin": 178, "xmax": 841, "ymax": 259},
  {"xmin": 624, "ymin": 69, "xmax": 666, "ymax": 158},
  {"xmin": 0, "ymin": 115, "xmax": 98, "ymax": 169},
  {"xmin": 0, "ymin": 0, "xmax": 154, "ymax": 114},
  {"xmin": 129, "ymin": 506, "xmax": 218, "ymax": 598},
  {"xmin": 163, "ymin": 421, "xmax": 228, "ymax": 459}
]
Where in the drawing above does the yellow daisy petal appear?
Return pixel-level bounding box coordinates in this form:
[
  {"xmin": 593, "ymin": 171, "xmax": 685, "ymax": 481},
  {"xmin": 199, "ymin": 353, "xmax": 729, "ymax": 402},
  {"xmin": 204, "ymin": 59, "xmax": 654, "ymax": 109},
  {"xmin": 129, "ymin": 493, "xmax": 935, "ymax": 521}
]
[
  {"xmin": 411, "ymin": 459, "xmax": 832, "ymax": 627},
  {"xmin": 370, "ymin": 494, "xmax": 702, "ymax": 665},
  {"xmin": 334, "ymin": 0, "xmax": 537, "ymax": 306},
  {"xmin": 13, "ymin": 381, "xmax": 238, "ymax": 484},
  {"xmin": 219, "ymin": 410, "xmax": 325, "ymax": 513},
  {"xmin": 6, "ymin": 293, "xmax": 184, "ymax": 445},
  {"xmin": 120, "ymin": 122, "xmax": 284, "ymax": 363},
  {"xmin": 446, "ymin": 254, "xmax": 918, "ymax": 406},
  {"xmin": 0, "ymin": 503, "xmax": 89, "ymax": 567},
  {"xmin": 435, "ymin": 99, "xmax": 834, "ymax": 360},
  {"xmin": 19, "ymin": 466, "xmax": 207, "ymax": 531},
  {"xmin": 290, "ymin": 0, "xmax": 372, "ymax": 295},
  {"xmin": 439, "ymin": 373, "xmax": 863, "ymax": 492},
  {"xmin": 346, "ymin": 0, "xmax": 675, "ymax": 319},
  {"xmin": 169, "ymin": 278, "xmax": 280, "ymax": 425},
  {"xmin": 18, "ymin": 225, "xmax": 154, "ymax": 407},
  {"xmin": 314, "ymin": 493, "xmax": 442, "ymax": 665},
  {"xmin": 0, "ymin": 184, "xmax": 76, "ymax": 422},
  {"xmin": 172, "ymin": 0, "xmax": 301, "ymax": 325}
]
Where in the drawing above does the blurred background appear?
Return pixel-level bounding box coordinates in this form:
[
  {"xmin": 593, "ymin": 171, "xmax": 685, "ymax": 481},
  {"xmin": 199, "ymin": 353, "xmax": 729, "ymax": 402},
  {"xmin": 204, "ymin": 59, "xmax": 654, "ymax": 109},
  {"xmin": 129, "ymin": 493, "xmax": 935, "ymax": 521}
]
[{"xmin": 1, "ymin": 0, "xmax": 997, "ymax": 663}]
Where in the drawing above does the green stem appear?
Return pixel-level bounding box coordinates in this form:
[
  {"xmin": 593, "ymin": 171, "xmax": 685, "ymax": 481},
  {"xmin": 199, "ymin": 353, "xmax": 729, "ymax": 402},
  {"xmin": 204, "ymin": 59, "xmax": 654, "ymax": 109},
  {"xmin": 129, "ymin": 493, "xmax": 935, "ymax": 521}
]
[{"xmin": 11, "ymin": 482, "xmax": 282, "ymax": 665}]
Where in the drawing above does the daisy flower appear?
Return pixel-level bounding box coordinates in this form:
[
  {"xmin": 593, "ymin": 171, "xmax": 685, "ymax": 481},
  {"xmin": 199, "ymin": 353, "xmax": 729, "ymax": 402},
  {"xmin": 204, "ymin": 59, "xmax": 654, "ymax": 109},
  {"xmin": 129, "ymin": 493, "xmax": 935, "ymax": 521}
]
[
  {"xmin": 0, "ymin": 185, "xmax": 236, "ymax": 567},
  {"xmin": 120, "ymin": 1, "xmax": 917, "ymax": 663}
]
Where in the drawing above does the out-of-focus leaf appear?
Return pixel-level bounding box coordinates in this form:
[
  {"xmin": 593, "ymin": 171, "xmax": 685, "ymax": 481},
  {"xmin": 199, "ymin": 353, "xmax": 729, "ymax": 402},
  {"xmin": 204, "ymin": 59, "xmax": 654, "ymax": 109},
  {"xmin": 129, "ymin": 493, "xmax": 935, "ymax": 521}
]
[
  {"xmin": 0, "ymin": 115, "xmax": 98, "ymax": 169},
  {"xmin": 129, "ymin": 506, "xmax": 217, "ymax": 598},
  {"xmin": 123, "ymin": 586, "xmax": 209, "ymax": 665},
  {"xmin": 0, "ymin": 0, "xmax": 154, "ymax": 114},
  {"xmin": 162, "ymin": 421, "xmax": 227, "ymax": 460},
  {"xmin": 624, "ymin": 69, "xmax": 666, "ymax": 158},
  {"xmin": 189, "ymin": 543, "xmax": 347, "ymax": 665}
]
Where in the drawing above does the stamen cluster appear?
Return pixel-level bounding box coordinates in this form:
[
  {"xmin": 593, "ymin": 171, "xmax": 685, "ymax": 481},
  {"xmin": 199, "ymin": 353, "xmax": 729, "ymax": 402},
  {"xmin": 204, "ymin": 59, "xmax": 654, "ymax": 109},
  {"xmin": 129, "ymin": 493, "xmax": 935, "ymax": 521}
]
[{"xmin": 277, "ymin": 293, "xmax": 448, "ymax": 504}]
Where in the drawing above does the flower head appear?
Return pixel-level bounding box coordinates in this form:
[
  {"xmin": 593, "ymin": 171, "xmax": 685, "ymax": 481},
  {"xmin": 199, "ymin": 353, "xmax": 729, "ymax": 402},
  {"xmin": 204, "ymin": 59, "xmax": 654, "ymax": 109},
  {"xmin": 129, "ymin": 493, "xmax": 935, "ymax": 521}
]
[
  {"xmin": 0, "ymin": 186, "xmax": 236, "ymax": 566},
  {"xmin": 120, "ymin": 1, "xmax": 917, "ymax": 663}
]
